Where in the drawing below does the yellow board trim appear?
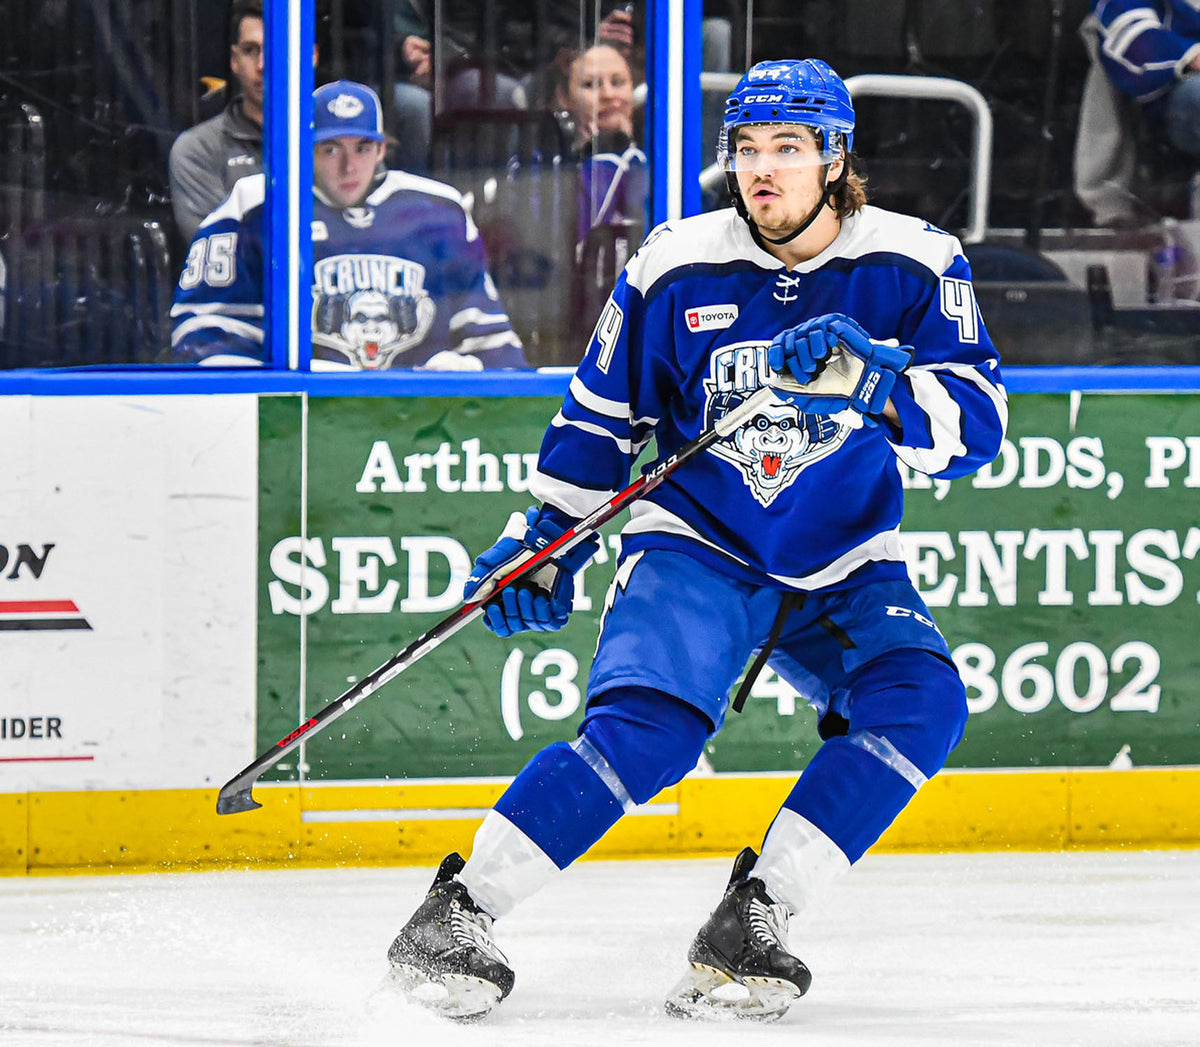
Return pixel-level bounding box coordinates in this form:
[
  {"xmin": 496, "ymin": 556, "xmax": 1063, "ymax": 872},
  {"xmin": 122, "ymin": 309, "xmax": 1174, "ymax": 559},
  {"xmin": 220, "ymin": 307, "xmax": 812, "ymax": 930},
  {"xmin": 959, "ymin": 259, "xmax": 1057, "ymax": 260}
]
[{"xmin": 2, "ymin": 768, "xmax": 1197, "ymax": 875}]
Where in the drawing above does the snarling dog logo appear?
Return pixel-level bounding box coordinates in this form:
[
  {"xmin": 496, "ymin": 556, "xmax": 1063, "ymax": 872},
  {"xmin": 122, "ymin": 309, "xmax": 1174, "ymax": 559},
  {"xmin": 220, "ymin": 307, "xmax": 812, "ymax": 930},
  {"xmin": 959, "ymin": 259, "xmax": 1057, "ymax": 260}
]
[
  {"xmin": 311, "ymin": 253, "xmax": 435, "ymax": 368},
  {"xmin": 704, "ymin": 341, "xmax": 849, "ymax": 506},
  {"xmin": 340, "ymin": 290, "xmax": 400, "ymax": 361}
]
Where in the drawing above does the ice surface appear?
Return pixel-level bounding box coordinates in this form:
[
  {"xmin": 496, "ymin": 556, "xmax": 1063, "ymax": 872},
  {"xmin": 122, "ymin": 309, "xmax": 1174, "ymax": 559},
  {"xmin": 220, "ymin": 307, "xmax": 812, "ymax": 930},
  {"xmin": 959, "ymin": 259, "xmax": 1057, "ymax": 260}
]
[{"xmin": 2, "ymin": 850, "xmax": 1198, "ymax": 1046}]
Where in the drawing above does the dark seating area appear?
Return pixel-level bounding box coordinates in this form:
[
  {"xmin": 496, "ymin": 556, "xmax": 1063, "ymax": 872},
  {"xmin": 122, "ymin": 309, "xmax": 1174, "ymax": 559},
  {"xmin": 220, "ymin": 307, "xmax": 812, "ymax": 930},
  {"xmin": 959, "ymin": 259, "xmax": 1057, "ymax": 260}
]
[
  {"xmin": 0, "ymin": 0, "xmax": 194, "ymax": 367},
  {"xmin": 727, "ymin": 0, "xmax": 1096, "ymax": 235},
  {"xmin": 0, "ymin": 214, "xmax": 173, "ymax": 369},
  {"xmin": 0, "ymin": 0, "xmax": 640, "ymax": 368}
]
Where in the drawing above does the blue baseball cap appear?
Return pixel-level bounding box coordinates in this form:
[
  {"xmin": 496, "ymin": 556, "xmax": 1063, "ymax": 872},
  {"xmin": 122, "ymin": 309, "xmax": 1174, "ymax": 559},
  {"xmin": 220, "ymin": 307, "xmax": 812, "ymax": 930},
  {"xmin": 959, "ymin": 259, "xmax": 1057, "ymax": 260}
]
[{"xmin": 313, "ymin": 80, "xmax": 385, "ymax": 143}]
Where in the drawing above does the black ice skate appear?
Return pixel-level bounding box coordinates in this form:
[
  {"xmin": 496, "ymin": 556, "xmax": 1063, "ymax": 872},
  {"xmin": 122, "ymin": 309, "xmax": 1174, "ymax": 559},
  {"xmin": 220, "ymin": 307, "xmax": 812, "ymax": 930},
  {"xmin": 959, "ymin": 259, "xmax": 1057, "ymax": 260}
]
[
  {"xmin": 665, "ymin": 846, "xmax": 812, "ymax": 1021},
  {"xmin": 386, "ymin": 852, "xmax": 514, "ymax": 1021}
]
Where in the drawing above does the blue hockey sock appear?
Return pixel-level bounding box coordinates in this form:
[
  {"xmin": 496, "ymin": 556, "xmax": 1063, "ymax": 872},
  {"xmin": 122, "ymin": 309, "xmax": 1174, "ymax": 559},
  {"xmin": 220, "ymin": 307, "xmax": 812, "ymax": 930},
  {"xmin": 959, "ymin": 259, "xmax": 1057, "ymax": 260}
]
[
  {"xmin": 494, "ymin": 686, "xmax": 711, "ymax": 870},
  {"xmin": 494, "ymin": 742, "xmax": 624, "ymax": 870},
  {"xmin": 780, "ymin": 737, "xmax": 916, "ymax": 863},
  {"xmin": 777, "ymin": 650, "xmax": 966, "ymax": 863}
]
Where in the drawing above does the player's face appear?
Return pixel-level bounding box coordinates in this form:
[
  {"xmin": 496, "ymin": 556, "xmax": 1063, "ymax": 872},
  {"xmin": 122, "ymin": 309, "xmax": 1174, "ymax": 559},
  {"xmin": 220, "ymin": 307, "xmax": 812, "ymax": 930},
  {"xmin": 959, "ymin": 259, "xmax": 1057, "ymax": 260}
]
[
  {"xmin": 565, "ymin": 44, "xmax": 635, "ymax": 142},
  {"xmin": 313, "ymin": 137, "xmax": 385, "ymax": 208},
  {"xmin": 732, "ymin": 124, "xmax": 844, "ymax": 243},
  {"xmin": 230, "ymin": 16, "xmax": 265, "ymax": 115}
]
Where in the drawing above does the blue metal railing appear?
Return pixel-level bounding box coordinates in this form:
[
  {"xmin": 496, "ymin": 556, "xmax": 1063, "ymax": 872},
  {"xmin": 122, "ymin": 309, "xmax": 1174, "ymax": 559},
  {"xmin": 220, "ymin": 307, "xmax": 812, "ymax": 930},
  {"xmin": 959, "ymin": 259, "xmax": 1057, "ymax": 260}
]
[{"xmin": 3, "ymin": 366, "xmax": 1200, "ymax": 398}]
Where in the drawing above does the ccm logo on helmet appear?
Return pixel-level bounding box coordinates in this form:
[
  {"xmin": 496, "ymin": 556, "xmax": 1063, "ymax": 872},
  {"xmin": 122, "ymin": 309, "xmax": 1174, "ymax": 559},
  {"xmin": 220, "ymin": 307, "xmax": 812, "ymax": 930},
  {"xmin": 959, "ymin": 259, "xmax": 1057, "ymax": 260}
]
[
  {"xmin": 741, "ymin": 93, "xmax": 784, "ymax": 104},
  {"xmin": 686, "ymin": 304, "xmax": 739, "ymax": 332}
]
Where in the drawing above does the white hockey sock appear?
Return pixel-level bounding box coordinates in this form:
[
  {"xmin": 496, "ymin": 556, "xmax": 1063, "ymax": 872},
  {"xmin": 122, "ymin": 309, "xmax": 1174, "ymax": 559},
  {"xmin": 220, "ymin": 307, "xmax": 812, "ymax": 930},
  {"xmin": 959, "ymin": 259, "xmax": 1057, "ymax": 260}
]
[
  {"xmin": 458, "ymin": 810, "xmax": 561, "ymax": 919},
  {"xmin": 753, "ymin": 808, "xmax": 851, "ymax": 916}
]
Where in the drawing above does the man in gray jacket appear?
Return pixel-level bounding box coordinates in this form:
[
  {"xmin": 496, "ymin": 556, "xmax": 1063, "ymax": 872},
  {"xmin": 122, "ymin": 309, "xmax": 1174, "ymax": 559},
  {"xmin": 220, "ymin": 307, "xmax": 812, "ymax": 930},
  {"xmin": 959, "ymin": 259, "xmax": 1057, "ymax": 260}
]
[{"xmin": 168, "ymin": 0, "xmax": 265, "ymax": 242}]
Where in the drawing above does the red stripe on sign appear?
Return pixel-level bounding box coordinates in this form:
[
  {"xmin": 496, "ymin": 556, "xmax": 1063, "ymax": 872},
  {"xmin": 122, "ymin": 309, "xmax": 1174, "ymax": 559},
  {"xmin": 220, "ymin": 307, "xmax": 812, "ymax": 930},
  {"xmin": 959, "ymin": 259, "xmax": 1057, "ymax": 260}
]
[
  {"xmin": 0, "ymin": 600, "xmax": 80, "ymax": 614},
  {"xmin": 0, "ymin": 755, "xmax": 96, "ymax": 763}
]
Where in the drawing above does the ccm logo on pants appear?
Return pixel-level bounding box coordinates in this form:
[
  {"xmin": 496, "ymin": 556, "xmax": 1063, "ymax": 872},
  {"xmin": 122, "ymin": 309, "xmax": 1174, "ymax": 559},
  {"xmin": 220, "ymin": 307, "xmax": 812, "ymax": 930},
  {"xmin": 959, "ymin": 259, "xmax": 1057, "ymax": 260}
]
[{"xmin": 885, "ymin": 605, "xmax": 937, "ymax": 630}]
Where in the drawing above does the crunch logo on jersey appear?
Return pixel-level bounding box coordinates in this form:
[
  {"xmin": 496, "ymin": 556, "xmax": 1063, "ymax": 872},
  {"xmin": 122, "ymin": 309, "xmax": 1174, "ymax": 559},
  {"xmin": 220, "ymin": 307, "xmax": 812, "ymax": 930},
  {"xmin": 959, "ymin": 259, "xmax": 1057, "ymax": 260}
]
[
  {"xmin": 311, "ymin": 253, "xmax": 435, "ymax": 369},
  {"xmin": 704, "ymin": 341, "xmax": 850, "ymax": 507},
  {"xmin": 685, "ymin": 304, "xmax": 739, "ymax": 332}
]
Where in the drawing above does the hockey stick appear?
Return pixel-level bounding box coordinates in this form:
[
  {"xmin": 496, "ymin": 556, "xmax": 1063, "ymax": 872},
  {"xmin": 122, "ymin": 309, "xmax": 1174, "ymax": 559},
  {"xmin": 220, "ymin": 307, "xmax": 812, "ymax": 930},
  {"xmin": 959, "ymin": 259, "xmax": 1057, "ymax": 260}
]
[{"xmin": 215, "ymin": 381, "xmax": 782, "ymax": 815}]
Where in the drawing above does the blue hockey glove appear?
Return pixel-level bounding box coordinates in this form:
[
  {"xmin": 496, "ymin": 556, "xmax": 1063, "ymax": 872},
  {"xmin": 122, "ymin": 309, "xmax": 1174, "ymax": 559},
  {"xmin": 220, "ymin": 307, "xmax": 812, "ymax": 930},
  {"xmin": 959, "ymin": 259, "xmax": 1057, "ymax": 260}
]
[
  {"xmin": 463, "ymin": 506, "xmax": 599, "ymax": 638},
  {"xmin": 767, "ymin": 313, "xmax": 871, "ymax": 384},
  {"xmin": 768, "ymin": 313, "xmax": 912, "ymax": 427}
]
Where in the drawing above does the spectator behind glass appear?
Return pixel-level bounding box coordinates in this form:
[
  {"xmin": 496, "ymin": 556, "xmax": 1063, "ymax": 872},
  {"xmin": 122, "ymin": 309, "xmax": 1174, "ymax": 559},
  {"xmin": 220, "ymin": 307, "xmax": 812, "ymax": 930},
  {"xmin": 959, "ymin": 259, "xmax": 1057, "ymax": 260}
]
[
  {"xmin": 390, "ymin": 1, "xmax": 642, "ymax": 170},
  {"xmin": 549, "ymin": 41, "xmax": 648, "ymax": 356},
  {"xmin": 558, "ymin": 42, "xmax": 635, "ymax": 152},
  {"xmin": 168, "ymin": 1, "xmax": 265, "ymax": 243},
  {"xmin": 391, "ymin": 0, "xmax": 531, "ymax": 172},
  {"xmin": 555, "ymin": 42, "xmax": 647, "ymax": 245},
  {"xmin": 169, "ymin": 81, "xmax": 528, "ymax": 370},
  {"xmin": 1090, "ymin": 1, "xmax": 1200, "ymax": 158},
  {"xmin": 1079, "ymin": 2, "xmax": 1200, "ymax": 225}
]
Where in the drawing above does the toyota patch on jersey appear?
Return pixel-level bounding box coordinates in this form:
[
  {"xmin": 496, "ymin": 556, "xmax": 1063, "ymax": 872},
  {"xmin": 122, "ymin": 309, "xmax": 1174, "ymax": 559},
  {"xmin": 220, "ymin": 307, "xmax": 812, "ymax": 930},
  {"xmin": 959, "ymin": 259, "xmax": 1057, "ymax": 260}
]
[{"xmin": 686, "ymin": 304, "xmax": 739, "ymax": 331}]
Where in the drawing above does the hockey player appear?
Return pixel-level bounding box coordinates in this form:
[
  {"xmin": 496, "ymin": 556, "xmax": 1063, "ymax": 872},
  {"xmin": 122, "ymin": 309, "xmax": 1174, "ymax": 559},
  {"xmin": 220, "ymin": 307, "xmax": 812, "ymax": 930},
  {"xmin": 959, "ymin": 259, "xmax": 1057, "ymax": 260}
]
[
  {"xmin": 386, "ymin": 59, "xmax": 1007, "ymax": 1020},
  {"xmin": 169, "ymin": 80, "xmax": 527, "ymax": 370}
]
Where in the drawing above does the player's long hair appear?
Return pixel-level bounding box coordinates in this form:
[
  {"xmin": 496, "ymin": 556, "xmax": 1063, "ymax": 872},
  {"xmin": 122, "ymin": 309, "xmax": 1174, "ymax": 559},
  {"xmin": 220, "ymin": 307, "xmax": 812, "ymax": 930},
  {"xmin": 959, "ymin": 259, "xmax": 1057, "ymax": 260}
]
[{"xmin": 832, "ymin": 160, "xmax": 868, "ymax": 219}]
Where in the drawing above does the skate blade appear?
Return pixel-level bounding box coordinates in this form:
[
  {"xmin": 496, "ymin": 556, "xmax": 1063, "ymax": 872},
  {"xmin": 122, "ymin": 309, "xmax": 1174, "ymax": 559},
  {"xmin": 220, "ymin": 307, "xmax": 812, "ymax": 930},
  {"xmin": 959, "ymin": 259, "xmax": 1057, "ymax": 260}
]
[
  {"xmin": 387, "ymin": 964, "xmax": 502, "ymax": 1022},
  {"xmin": 664, "ymin": 962, "xmax": 800, "ymax": 1022}
]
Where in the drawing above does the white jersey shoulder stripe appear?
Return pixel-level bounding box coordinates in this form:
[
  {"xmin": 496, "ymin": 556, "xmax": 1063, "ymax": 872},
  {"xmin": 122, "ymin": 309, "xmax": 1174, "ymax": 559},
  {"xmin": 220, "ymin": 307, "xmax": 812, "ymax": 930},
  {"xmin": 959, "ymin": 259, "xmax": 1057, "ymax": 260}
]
[
  {"xmin": 370, "ymin": 171, "xmax": 479, "ymax": 240},
  {"xmin": 890, "ymin": 368, "xmax": 969, "ymax": 475},
  {"xmin": 624, "ymin": 502, "xmax": 906, "ymax": 588},
  {"xmin": 169, "ymin": 302, "xmax": 264, "ymax": 319},
  {"xmin": 449, "ymin": 307, "xmax": 510, "ymax": 331},
  {"xmin": 529, "ymin": 470, "xmax": 620, "ymax": 520},
  {"xmin": 170, "ymin": 314, "xmax": 264, "ymax": 346},
  {"xmin": 568, "ymin": 375, "xmax": 659, "ymax": 428},
  {"xmin": 625, "ymin": 209, "xmax": 780, "ymax": 295},
  {"xmin": 372, "ymin": 170, "xmax": 467, "ymax": 207},
  {"xmin": 201, "ymin": 173, "xmax": 267, "ymax": 228},
  {"xmin": 457, "ymin": 331, "xmax": 524, "ymax": 354},
  {"xmin": 548, "ymin": 411, "xmax": 633, "ymax": 454},
  {"xmin": 1102, "ymin": 9, "xmax": 1162, "ymax": 59},
  {"xmin": 831, "ymin": 207, "xmax": 965, "ymax": 281},
  {"xmin": 624, "ymin": 206, "xmax": 965, "ymax": 298}
]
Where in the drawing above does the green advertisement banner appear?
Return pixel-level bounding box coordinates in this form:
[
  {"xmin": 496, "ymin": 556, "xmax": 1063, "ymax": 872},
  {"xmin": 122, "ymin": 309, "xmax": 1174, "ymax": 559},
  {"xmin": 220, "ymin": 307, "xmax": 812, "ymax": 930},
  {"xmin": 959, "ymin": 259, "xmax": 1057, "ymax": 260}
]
[{"xmin": 257, "ymin": 392, "xmax": 1200, "ymax": 782}]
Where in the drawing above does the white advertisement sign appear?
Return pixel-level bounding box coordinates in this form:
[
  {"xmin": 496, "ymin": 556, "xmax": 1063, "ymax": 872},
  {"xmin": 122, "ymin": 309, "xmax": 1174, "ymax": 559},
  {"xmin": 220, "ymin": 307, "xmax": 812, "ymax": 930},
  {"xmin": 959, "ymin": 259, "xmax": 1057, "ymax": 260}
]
[{"xmin": 0, "ymin": 395, "xmax": 258, "ymax": 791}]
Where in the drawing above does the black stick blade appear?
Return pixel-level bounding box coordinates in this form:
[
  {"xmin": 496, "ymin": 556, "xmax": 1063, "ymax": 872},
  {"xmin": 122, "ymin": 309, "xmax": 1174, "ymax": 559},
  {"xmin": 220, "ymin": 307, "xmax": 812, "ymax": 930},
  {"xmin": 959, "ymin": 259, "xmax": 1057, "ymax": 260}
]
[{"xmin": 216, "ymin": 784, "xmax": 262, "ymax": 815}]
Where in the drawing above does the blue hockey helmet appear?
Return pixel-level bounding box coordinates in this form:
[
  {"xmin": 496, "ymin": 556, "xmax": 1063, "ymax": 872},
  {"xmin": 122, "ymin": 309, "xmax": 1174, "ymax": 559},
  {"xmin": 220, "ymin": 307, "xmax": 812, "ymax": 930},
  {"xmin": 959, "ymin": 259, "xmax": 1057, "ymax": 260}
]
[{"xmin": 718, "ymin": 59, "xmax": 855, "ymax": 170}]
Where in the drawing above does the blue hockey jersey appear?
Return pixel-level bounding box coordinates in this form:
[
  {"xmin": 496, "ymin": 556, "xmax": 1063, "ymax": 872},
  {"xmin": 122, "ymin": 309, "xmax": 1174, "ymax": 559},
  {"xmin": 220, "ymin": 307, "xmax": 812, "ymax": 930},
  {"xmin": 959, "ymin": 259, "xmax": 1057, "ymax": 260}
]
[
  {"xmin": 170, "ymin": 171, "xmax": 528, "ymax": 368},
  {"xmin": 531, "ymin": 205, "xmax": 1007, "ymax": 591},
  {"xmin": 1089, "ymin": 1, "xmax": 1200, "ymax": 103}
]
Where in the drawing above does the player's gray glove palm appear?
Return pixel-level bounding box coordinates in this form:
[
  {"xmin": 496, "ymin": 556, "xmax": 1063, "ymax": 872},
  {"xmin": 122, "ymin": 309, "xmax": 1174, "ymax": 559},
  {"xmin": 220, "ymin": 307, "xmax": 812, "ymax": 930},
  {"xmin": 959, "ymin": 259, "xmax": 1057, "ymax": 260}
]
[
  {"xmin": 768, "ymin": 313, "xmax": 868, "ymax": 383},
  {"xmin": 768, "ymin": 312, "xmax": 912, "ymax": 427},
  {"xmin": 463, "ymin": 506, "xmax": 599, "ymax": 638}
]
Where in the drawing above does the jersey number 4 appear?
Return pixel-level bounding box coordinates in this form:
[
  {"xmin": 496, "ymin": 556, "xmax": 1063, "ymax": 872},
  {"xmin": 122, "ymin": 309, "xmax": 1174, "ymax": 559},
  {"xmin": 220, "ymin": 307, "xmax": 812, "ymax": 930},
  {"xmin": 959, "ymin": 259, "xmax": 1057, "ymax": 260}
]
[
  {"xmin": 939, "ymin": 276, "xmax": 979, "ymax": 343},
  {"xmin": 593, "ymin": 298, "xmax": 623, "ymax": 374},
  {"xmin": 179, "ymin": 232, "xmax": 238, "ymax": 290}
]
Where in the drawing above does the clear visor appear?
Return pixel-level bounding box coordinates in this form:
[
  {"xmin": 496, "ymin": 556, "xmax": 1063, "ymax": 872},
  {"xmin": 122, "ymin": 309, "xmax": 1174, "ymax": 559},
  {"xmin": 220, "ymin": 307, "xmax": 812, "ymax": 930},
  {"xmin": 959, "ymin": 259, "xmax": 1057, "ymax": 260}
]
[{"xmin": 721, "ymin": 124, "xmax": 843, "ymax": 172}]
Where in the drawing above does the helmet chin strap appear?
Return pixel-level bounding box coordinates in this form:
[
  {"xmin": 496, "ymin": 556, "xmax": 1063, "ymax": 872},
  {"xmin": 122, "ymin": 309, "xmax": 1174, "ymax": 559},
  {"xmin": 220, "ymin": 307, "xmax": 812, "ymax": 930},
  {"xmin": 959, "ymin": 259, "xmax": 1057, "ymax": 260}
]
[{"xmin": 745, "ymin": 161, "xmax": 849, "ymax": 250}]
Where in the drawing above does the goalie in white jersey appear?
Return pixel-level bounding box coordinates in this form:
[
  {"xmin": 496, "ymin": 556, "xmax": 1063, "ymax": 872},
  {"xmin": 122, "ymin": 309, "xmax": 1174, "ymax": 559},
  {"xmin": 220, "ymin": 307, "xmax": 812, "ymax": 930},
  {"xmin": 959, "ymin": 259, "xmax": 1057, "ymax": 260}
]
[{"xmin": 386, "ymin": 58, "xmax": 1008, "ymax": 1021}]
